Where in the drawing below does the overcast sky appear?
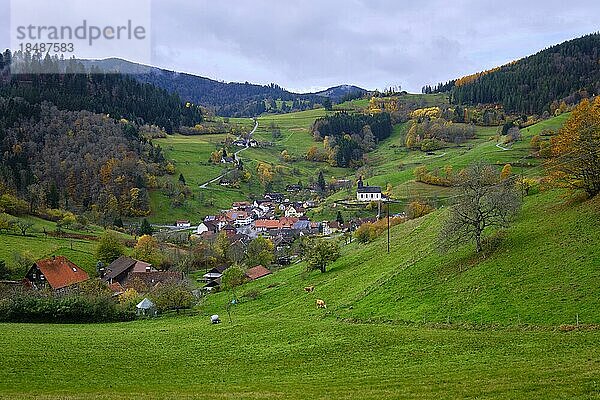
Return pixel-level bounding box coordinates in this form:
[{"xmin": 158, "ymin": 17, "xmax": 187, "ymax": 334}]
[{"xmin": 1, "ymin": 0, "xmax": 599, "ymax": 92}]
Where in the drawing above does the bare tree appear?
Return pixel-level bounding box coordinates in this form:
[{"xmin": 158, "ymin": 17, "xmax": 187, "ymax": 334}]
[
  {"xmin": 15, "ymin": 221, "xmax": 34, "ymax": 236},
  {"xmin": 438, "ymin": 162, "xmax": 521, "ymax": 253}
]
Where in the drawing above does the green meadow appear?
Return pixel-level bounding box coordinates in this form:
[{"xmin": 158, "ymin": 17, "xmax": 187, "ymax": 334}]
[{"xmin": 1, "ymin": 189, "xmax": 599, "ymax": 399}]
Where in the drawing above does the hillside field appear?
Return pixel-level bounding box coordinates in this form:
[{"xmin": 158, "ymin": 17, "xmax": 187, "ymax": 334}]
[{"xmin": 1, "ymin": 189, "xmax": 599, "ymax": 399}]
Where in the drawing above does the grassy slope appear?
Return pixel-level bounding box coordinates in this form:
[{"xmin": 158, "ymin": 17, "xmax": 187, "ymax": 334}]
[
  {"xmin": 0, "ymin": 215, "xmax": 133, "ymax": 277},
  {"xmin": 1, "ymin": 190, "xmax": 599, "ymax": 399},
  {"xmin": 150, "ymin": 108, "xmax": 352, "ymax": 224}
]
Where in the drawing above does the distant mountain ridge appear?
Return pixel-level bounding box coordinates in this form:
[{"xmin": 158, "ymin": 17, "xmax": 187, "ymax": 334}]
[{"xmin": 79, "ymin": 59, "xmax": 368, "ymax": 117}]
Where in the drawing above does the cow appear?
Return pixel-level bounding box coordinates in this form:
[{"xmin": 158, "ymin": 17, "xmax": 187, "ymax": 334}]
[
  {"xmin": 304, "ymin": 286, "xmax": 315, "ymax": 293},
  {"xmin": 316, "ymin": 299, "xmax": 327, "ymax": 309}
]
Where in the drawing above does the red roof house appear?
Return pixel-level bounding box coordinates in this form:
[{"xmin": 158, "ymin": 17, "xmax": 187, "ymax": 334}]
[
  {"xmin": 25, "ymin": 256, "xmax": 89, "ymax": 290},
  {"xmin": 245, "ymin": 265, "xmax": 272, "ymax": 281}
]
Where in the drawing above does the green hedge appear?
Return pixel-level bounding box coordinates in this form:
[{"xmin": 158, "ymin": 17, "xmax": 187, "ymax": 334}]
[{"xmin": 0, "ymin": 293, "xmax": 136, "ymax": 323}]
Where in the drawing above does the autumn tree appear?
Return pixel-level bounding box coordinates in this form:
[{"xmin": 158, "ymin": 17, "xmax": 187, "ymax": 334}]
[
  {"xmin": 550, "ymin": 97, "xmax": 600, "ymax": 197},
  {"xmin": 256, "ymin": 162, "xmax": 273, "ymax": 187},
  {"xmin": 438, "ymin": 162, "xmax": 521, "ymax": 253},
  {"xmin": 133, "ymin": 235, "xmax": 163, "ymax": 266},
  {"xmin": 96, "ymin": 230, "xmax": 126, "ymax": 265},
  {"xmin": 214, "ymin": 231, "xmax": 231, "ymax": 264},
  {"xmin": 500, "ymin": 164, "xmax": 513, "ymax": 180},
  {"xmin": 245, "ymin": 237, "xmax": 273, "ymax": 267}
]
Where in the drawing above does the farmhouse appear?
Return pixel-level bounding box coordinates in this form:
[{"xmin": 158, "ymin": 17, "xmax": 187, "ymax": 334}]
[
  {"xmin": 196, "ymin": 221, "xmax": 218, "ymax": 236},
  {"xmin": 285, "ymin": 205, "xmax": 305, "ymax": 218},
  {"xmin": 127, "ymin": 271, "xmax": 185, "ymax": 289},
  {"xmin": 24, "ymin": 256, "xmax": 89, "ymax": 291},
  {"xmin": 202, "ymin": 265, "xmax": 229, "ymax": 291},
  {"xmin": 356, "ymin": 177, "xmax": 382, "ymax": 202},
  {"xmin": 103, "ymin": 256, "xmax": 156, "ymax": 286}
]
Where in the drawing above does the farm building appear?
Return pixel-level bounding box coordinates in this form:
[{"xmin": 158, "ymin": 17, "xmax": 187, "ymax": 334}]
[
  {"xmin": 24, "ymin": 256, "xmax": 89, "ymax": 291},
  {"xmin": 103, "ymin": 256, "xmax": 156, "ymax": 286},
  {"xmin": 245, "ymin": 265, "xmax": 272, "ymax": 281}
]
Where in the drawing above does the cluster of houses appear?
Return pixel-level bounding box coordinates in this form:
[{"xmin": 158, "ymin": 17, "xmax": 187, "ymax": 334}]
[
  {"xmin": 201, "ymin": 264, "xmax": 272, "ymax": 292},
  {"xmin": 194, "ymin": 179, "xmax": 383, "ymax": 242},
  {"xmin": 20, "ymin": 255, "xmax": 184, "ymax": 296},
  {"xmin": 195, "ymin": 195, "xmax": 338, "ymax": 244}
]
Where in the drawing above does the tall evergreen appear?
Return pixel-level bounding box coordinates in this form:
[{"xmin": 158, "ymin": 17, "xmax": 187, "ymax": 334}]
[{"xmin": 139, "ymin": 218, "xmax": 154, "ymax": 236}]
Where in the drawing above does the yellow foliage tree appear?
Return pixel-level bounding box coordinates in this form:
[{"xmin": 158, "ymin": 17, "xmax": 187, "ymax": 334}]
[
  {"xmin": 500, "ymin": 164, "xmax": 513, "ymax": 180},
  {"xmin": 256, "ymin": 162, "xmax": 273, "ymax": 186},
  {"xmin": 550, "ymin": 98, "xmax": 600, "ymax": 197},
  {"xmin": 133, "ymin": 235, "xmax": 163, "ymax": 266}
]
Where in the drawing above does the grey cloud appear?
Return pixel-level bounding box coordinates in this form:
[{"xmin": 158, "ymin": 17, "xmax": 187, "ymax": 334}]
[{"xmin": 2, "ymin": 0, "xmax": 600, "ymax": 92}]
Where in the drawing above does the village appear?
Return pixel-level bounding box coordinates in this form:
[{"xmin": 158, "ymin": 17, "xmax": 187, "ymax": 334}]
[
  {"xmin": 171, "ymin": 177, "xmax": 386, "ymax": 292},
  {"xmin": 2, "ymin": 179, "xmax": 388, "ymax": 317}
]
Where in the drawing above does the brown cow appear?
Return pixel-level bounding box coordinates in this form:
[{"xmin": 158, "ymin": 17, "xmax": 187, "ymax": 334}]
[
  {"xmin": 316, "ymin": 299, "xmax": 327, "ymax": 309},
  {"xmin": 304, "ymin": 286, "xmax": 315, "ymax": 293}
]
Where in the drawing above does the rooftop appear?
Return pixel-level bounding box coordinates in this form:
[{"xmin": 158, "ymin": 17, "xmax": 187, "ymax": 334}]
[{"xmin": 33, "ymin": 256, "xmax": 89, "ymax": 290}]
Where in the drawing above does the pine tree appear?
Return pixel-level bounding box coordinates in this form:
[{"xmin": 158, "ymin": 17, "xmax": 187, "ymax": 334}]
[
  {"xmin": 317, "ymin": 171, "xmax": 326, "ymax": 192},
  {"xmin": 47, "ymin": 183, "xmax": 59, "ymax": 209},
  {"xmin": 336, "ymin": 211, "xmax": 344, "ymax": 225},
  {"xmin": 139, "ymin": 218, "xmax": 154, "ymax": 236}
]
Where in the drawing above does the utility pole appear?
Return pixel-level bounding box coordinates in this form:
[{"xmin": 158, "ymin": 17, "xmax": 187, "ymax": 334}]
[{"xmin": 387, "ymin": 199, "xmax": 390, "ymax": 253}]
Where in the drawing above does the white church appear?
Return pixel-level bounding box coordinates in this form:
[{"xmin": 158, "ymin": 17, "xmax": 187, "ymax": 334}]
[{"xmin": 356, "ymin": 177, "xmax": 382, "ymax": 202}]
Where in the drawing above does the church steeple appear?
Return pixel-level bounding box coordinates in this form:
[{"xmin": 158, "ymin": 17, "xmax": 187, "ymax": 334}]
[{"xmin": 357, "ymin": 176, "xmax": 364, "ymax": 189}]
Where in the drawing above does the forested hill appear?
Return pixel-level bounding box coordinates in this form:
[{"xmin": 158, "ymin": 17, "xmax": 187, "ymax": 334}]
[
  {"xmin": 79, "ymin": 59, "xmax": 367, "ymax": 117},
  {"xmin": 1, "ymin": 51, "xmax": 203, "ymax": 133},
  {"xmin": 423, "ymin": 33, "xmax": 600, "ymax": 115},
  {"xmin": 0, "ymin": 50, "xmax": 193, "ymax": 223}
]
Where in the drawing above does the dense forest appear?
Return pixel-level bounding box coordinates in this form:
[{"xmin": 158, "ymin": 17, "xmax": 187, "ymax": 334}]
[
  {"xmin": 311, "ymin": 112, "xmax": 393, "ymax": 167},
  {"xmin": 0, "ymin": 99, "xmax": 167, "ymax": 222},
  {"xmin": 423, "ymin": 33, "xmax": 600, "ymax": 114},
  {"xmin": 2, "ymin": 51, "xmax": 203, "ymax": 133},
  {"xmin": 0, "ymin": 50, "xmax": 206, "ymax": 223}
]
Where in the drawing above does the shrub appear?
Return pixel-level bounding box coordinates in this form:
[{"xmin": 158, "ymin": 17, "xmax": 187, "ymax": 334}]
[
  {"xmin": 150, "ymin": 282, "xmax": 195, "ymax": 313},
  {"xmin": 0, "ymin": 291, "xmax": 136, "ymax": 323},
  {"xmin": 406, "ymin": 201, "xmax": 435, "ymax": 220}
]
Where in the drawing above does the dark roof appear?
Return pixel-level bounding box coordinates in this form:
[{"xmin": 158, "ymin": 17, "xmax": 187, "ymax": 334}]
[
  {"xmin": 357, "ymin": 186, "xmax": 382, "ymax": 194},
  {"xmin": 127, "ymin": 271, "xmax": 184, "ymax": 288},
  {"xmin": 204, "ymin": 280, "xmax": 220, "ymax": 288},
  {"xmin": 103, "ymin": 256, "xmax": 137, "ymax": 281},
  {"xmin": 33, "ymin": 256, "xmax": 89, "ymax": 289},
  {"xmin": 245, "ymin": 266, "xmax": 272, "ymax": 281},
  {"xmin": 208, "ymin": 265, "xmax": 229, "ymax": 274}
]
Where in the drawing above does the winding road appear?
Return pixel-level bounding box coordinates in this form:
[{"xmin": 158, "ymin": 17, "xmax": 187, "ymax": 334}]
[{"xmin": 199, "ymin": 119, "xmax": 259, "ymax": 189}]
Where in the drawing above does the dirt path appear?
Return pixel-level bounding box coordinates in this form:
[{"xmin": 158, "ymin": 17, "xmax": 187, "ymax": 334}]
[{"xmin": 199, "ymin": 119, "xmax": 258, "ymax": 189}]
